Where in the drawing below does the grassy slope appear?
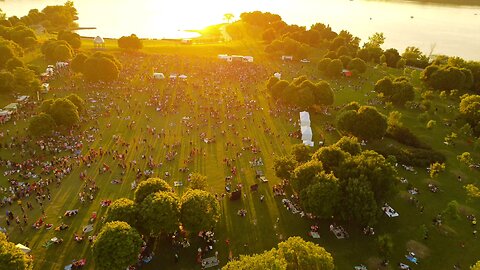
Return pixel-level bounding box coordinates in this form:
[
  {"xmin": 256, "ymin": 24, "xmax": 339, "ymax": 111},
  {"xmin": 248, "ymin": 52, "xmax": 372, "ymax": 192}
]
[{"xmin": 0, "ymin": 37, "xmax": 479, "ymax": 270}]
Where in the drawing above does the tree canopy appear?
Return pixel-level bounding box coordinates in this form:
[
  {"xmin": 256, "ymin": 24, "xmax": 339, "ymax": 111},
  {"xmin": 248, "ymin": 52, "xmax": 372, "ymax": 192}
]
[
  {"xmin": 374, "ymin": 76, "xmax": 415, "ymax": 106},
  {"xmin": 134, "ymin": 178, "xmax": 172, "ymax": 204},
  {"xmin": 105, "ymin": 198, "xmax": 138, "ymax": 227},
  {"xmin": 180, "ymin": 189, "xmax": 220, "ymax": 233},
  {"xmin": 224, "ymin": 236, "xmax": 334, "ymax": 270},
  {"xmin": 80, "ymin": 52, "xmax": 122, "ymax": 81},
  {"xmin": 92, "ymin": 221, "xmax": 142, "ymax": 270},
  {"xmin": 138, "ymin": 191, "xmax": 180, "ymax": 235},
  {"xmin": 0, "ymin": 232, "xmax": 33, "ymax": 270},
  {"xmin": 118, "ymin": 34, "xmax": 143, "ymax": 51},
  {"xmin": 337, "ymin": 105, "xmax": 387, "ymax": 140},
  {"xmin": 28, "ymin": 113, "xmax": 55, "ymax": 137}
]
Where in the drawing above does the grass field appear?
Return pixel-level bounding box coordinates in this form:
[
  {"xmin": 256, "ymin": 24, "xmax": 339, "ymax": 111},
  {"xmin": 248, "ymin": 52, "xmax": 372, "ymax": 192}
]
[{"xmin": 1, "ymin": 39, "xmax": 480, "ymax": 270}]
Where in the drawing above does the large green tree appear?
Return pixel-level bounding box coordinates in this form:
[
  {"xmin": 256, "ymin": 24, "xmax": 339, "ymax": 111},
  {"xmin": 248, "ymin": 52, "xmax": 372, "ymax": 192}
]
[
  {"xmin": 337, "ymin": 106, "xmax": 387, "ymax": 140},
  {"xmin": 118, "ymin": 34, "xmax": 143, "ymax": 51},
  {"xmin": 180, "ymin": 189, "xmax": 220, "ymax": 233},
  {"xmin": 273, "ymin": 156, "xmax": 297, "ymax": 180},
  {"xmin": 134, "ymin": 178, "xmax": 171, "ymax": 204},
  {"xmin": 28, "ymin": 113, "xmax": 55, "ymax": 137},
  {"xmin": 138, "ymin": 191, "xmax": 180, "ymax": 236},
  {"xmin": 82, "ymin": 52, "xmax": 121, "ymax": 81},
  {"xmin": 48, "ymin": 98, "xmax": 80, "ymax": 127},
  {"xmin": 187, "ymin": 172, "xmax": 208, "ymax": 190},
  {"xmin": 292, "ymin": 160, "xmax": 323, "ymax": 192},
  {"xmin": 338, "ymin": 177, "xmax": 378, "ymax": 226},
  {"xmin": 0, "ymin": 232, "xmax": 33, "ymax": 270},
  {"xmin": 105, "ymin": 198, "xmax": 138, "ymax": 227},
  {"xmin": 277, "ymin": 236, "xmax": 335, "ymax": 270},
  {"xmin": 300, "ymin": 173, "xmax": 340, "ymax": 219},
  {"xmin": 92, "ymin": 221, "xmax": 142, "ymax": 270}
]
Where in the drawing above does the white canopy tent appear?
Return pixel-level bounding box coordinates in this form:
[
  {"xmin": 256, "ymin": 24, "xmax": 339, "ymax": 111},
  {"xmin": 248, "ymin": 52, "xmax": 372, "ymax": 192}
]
[
  {"xmin": 153, "ymin": 73, "xmax": 165, "ymax": 80},
  {"xmin": 169, "ymin": 74, "xmax": 178, "ymax": 79},
  {"xmin": 15, "ymin": 243, "xmax": 31, "ymax": 253},
  {"xmin": 303, "ymin": 140, "xmax": 314, "ymax": 147},
  {"xmin": 299, "ymin": 111, "xmax": 311, "ymax": 127},
  {"xmin": 243, "ymin": 56, "xmax": 254, "ymax": 62},
  {"xmin": 273, "ymin": 72, "xmax": 281, "ymax": 79},
  {"xmin": 301, "ymin": 126, "xmax": 313, "ymax": 141},
  {"xmin": 178, "ymin": 74, "xmax": 188, "ymax": 80},
  {"xmin": 93, "ymin": 36, "xmax": 105, "ymax": 48}
]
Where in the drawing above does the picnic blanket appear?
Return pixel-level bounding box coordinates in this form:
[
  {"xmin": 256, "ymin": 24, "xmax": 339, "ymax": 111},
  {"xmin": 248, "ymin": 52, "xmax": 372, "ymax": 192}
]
[
  {"xmin": 201, "ymin": 256, "xmax": 219, "ymax": 268},
  {"xmin": 309, "ymin": 231, "xmax": 320, "ymax": 239},
  {"xmin": 174, "ymin": 181, "xmax": 183, "ymax": 187},
  {"xmin": 382, "ymin": 206, "xmax": 399, "ymax": 217},
  {"xmin": 83, "ymin": 224, "xmax": 94, "ymax": 233}
]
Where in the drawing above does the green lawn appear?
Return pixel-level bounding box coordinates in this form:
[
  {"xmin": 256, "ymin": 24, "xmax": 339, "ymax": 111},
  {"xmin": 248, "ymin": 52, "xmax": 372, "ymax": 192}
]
[{"xmin": 1, "ymin": 41, "xmax": 480, "ymax": 270}]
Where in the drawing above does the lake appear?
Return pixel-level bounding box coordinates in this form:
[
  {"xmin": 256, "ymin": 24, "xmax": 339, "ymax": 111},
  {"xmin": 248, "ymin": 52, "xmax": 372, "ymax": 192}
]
[{"xmin": 1, "ymin": 0, "xmax": 479, "ymax": 60}]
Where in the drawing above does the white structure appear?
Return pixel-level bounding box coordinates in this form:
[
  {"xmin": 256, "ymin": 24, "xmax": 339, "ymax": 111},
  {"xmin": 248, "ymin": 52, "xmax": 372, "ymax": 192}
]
[
  {"xmin": 46, "ymin": 66, "xmax": 54, "ymax": 75},
  {"xmin": 41, "ymin": 83, "xmax": 50, "ymax": 93},
  {"xmin": 93, "ymin": 36, "xmax": 105, "ymax": 48},
  {"xmin": 15, "ymin": 244, "xmax": 31, "ymax": 253},
  {"xmin": 303, "ymin": 140, "xmax": 314, "ymax": 147},
  {"xmin": 231, "ymin": 55, "xmax": 244, "ymax": 62},
  {"xmin": 16, "ymin": 96, "xmax": 29, "ymax": 104},
  {"xmin": 0, "ymin": 110, "xmax": 11, "ymax": 124},
  {"xmin": 56, "ymin": 62, "xmax": 68, "ymax": 69},
  {"xmin": 178, "ymin": 74, "xmax": 188, "ymax": 80},
  {"xmin": 299, "ymin": 111, "xmax": 311, "ymax": 127},
  {"xmin": 243, "ymin": 56, "xmax": 254, "ymax": 63},
  {"xmin": 273, "ymin": 72, "xmax": 281, "ymax": 79},
  {"xmin": 169, "ymin": 74, "xmax": 178, "ymax": 79},
  {"xmin": 218, "ymin": 54, "xmax": 229, "ymax": 60},
  {"xmin": 282, "ymin": 55, "xmax": 293, "ymax": 61},
  {"xmin": 300, "ymin": 59, "xmax": 310, "ymax": 63},
  {"xmin": 153, "ymin": 73, "xmax": 165, "ymax": 80},
  {"xmin": 301, "ymin": 126, "xmax": 313, "ymax": 141}
]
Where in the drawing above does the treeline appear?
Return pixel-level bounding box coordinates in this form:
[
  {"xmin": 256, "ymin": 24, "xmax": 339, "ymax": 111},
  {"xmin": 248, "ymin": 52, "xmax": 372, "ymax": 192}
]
[
  {"xmin": 266, "ymin": 75, "xmax": 334, "ymax": 108},
  {"xmin": 0, "ymin": 1, "xmax": 78, "ymax": 31}
]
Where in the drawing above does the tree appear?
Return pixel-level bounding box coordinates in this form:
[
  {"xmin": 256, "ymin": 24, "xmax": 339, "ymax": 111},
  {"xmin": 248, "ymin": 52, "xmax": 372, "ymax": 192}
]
[
  {"xmin": 118, "ymin": 34, "xmax": 142, "ymax": 51},
  {"xmin": 318, "ymin": 58, "xmax": 332, "ymax": 73},
  {"xmin": 347, "ymin": 58, "xmax": 367, "ymax": 73},
  {"xmin": 312, "ymin": 146, "xmax": 348, "ymax": 174},
  {"xmin": 384, "ymin": 48, "xmax": 401, "ymax": 68},
  {"xmin": 262, "ymin": 28, "xmax": 276, "ymax": 43},
  {"xmin": 13, "ymin": 67, "xmax": 41, "ymax": 94},
  {"xmin": 457, "ymin": 152, "xmax": 473, "ymax": 166},
  {"xmin": 0, "ymin": 232, "xmax": 33, "ymax": 270},
  {"xmin": 300, "ymin": 172, "xmax": 339, "ymax": 219},
  {"xmin": 472, "ymin": 260, "xmax": 480, "ymax": 270},
  {"xmin": 223, "ymin": 249, "xmax": 286, "ymax": 270},
  {"xmin": 92, "ymin": 221, "xmax": 142, "ymax": 270},
  {"xmin": 313, "ymin": 81, "xmax": 334, "ymax": 106},
  {"xmin": 292, "ymin": 160, "xmax": 323, "ymax": 192},
  {"xmin": 41, "ymin": 39, "xmax": 74, "ymax": 62},
  {"xmin": 429, "ymin": 162, "xmax": 445, "ymax": 178},
  {"xmin": 337, "ymin": 106, "xmax": 387, "ymax": 140},
  {"xmin": 187, "ymin": 172, "xmax": 208, "ymax": 190},
  {"xmin": 224, "ymin": 237, "xmax": 334, "ymax": 270},
  {"xmin": 70, "ymin": 53, "xmax": 88, "ymax": 73},
  {"xmin": 41, "ymin": 1, "xmax": 79, "ymax": 30},
  {"xmin": 138, "ymin": 191, "xmax": 180, "ymax": 235},
  {"xmin": 0, "ymin": 38, "xmax": 23, "ymax": 69},
  {"xmin": 465, "ymin": 184, "xmax": 480, "ymax": 200},
  {"xmin": 0, "ymin": 70, "xmax": 15, "ymax": 94},
  {"xmin": 326, "ymin": 59, "xmax": 343, "ymax": 77},
  {"xmin": 290, "ymin": 143, "xmax": 312, "ymax": 163},
  {"xmin": 338, "ymin": 177, "xmax": 378, "ymax": 226},
  {"xmin": 459, "ymin": 94, "xmax": 480, "ymax": 130},
  {"xmin": 134, "ymin": 178, "xmax": 171, "ymax": 203},
  {"xmin": 105, "ymin": 198, "xmax": 138, "ymax": 226},
  {"xmin": 277, "ymin": 236, "xmax": 335, "ymax": 270},
  {"xmin": 377, "ymin": 234, "xmax": 394, "ymax": 261},
  {"xmin": 365, "ymin": 32, "xmax": 385, "ymax": 48},
  {"xmin": 273, "ymin": 156, "xmax": 297, "ymax": 180},
  {"xmin": 334, "ymin": 136, "xmax": 362, "ymax": 156},
  {"xmin": 82, "ymin": 53, "xmax": 120, "ymax": 81},
  {"xmin": 66, "ymin": 93, "xmax": 85, "ymax": 113},
  {"xmin": 28, "ymin": 113, "xmax": 55, "ymax": 137},
  {"xmin": 57, "ymin": 30, "xmax": 81, "ymax": 49},
  {"xmin": 223, "ymin": 13, "xmax": 234, "ymax": 23},
  {"xmin": 180, "ymin": 189, "xmax": 220, "ymax": 233},
  {"xmin": 6, "ymin": 57, "xmax": 24, "ymax": 71},
  {"xmin": 48, "ymin": 98, "xmax": 79, "ymax": 127}
]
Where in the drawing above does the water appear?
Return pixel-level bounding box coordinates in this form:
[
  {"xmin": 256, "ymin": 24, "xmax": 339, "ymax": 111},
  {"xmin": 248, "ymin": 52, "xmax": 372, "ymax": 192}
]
[{"xmin": 1, "ymin": 0, "xmax": 479, "ymax": 60}]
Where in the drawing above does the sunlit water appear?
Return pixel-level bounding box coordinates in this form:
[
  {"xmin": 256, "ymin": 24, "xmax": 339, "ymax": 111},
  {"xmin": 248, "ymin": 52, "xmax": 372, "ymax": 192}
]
[{"xmin": 1, "ymin": 0, "xmax": 479, "ymax": 60}]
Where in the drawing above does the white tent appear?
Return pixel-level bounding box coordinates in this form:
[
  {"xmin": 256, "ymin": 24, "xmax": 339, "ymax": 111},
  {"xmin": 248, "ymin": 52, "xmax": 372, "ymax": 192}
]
[
  {"xmin": 273, "ymin": 72, "xmax": 281, "ymax": 79},
  {"xmin": 169, "ymin": 74, "xmax": 177, "ymax": 79},
  {"xmin": 301, "ymin": 126, "xmax": 313, "ymax": 141},
  {"xmin": 56, "ymin": 62, "xmax": 68, "ymax": 69},
  {"xmin": 299, "ymin": 111, "xmax": 310, "ymax": 127},
  {"xmin": 41, "ymin": 83, "xmax": 50, "ymax": 93},
  {"xmin": 243, "ymin": 56, "xmax": 254, "ymax": 62},
  {"xmin": 282, "ymin": 55, "xmax": 293, "ymax": 61},
  {"xmin": 303, "ymin": 140, "xmax": 314, "ymax": 147},
  {"xmin": 93, "ymin": 36, "xmax": 105, "ymax": 48},
  {"xmin": 178, "ymin": 74, "xmax": 188, "ymax": 80},
  {"xmin": 15, "ymin": 244, "xmax": 31, "ymax": 253},
  {"xmin": 46, "ymin": 67, "xmax": 54, "ymax": 75},
  {"xmin": 153, "ymin": 73, "xmax": 165, "ymax": 80}
]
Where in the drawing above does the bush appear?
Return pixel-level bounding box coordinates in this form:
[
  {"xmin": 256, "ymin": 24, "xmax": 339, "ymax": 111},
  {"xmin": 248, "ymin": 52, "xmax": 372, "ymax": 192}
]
[
  {"xmin": 387, "ymin": 124, "xmax": 430, "ymax": 149},
  {"xmin": 370, "ymin": 143, "xmax": 446, "ymax": 167}
]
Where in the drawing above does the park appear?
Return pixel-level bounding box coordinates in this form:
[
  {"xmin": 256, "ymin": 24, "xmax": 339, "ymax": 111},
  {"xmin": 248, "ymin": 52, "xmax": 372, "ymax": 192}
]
[{"xmin": 1, "ymin": 2, "xmax": 480, "ymax": 270}]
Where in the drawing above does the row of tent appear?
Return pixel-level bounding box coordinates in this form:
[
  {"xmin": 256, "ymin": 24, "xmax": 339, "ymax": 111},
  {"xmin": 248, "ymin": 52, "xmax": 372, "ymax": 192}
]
[
  {"xmin": 300, "ymin": 111, "xmax": 314, "ymax": 147},
  {"xmin": 218, "ymin": 54, "xmax": 254, "ymax": 63},
  {"xmin": 0, "ymin": 96, "xmax": 29, "ymax": 124},
  {"xmin": 153, "ymin": 73, "xmax": 188, "ymax": 80}
]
